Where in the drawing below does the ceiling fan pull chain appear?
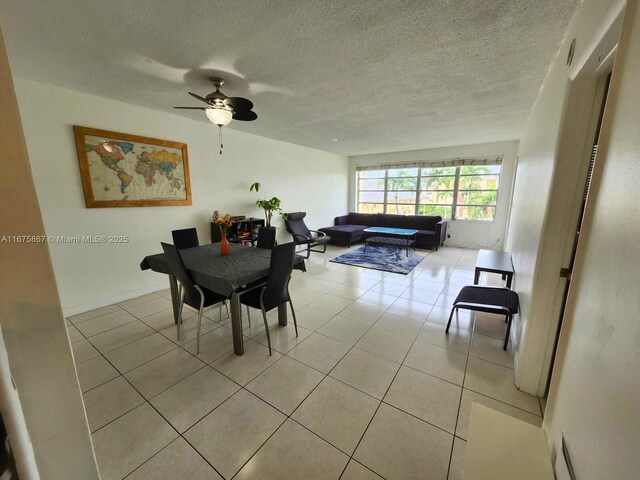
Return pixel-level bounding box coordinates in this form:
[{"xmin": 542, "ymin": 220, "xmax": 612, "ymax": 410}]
[{"xmin": 218, "ymin": 125, "xmax": 223, "ymax": 155}]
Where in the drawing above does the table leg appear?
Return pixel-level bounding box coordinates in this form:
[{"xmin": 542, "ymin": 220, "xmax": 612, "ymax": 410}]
[
  {"xmin": 169, "ymin": 275, "xmax": 180, "ymax": 324},
  {"xmin": 474, "ymin": 268, "xmax": 481, "ymax": 285},
  {"xmin": 230, "ymin": 292, "xmax": 245, "ymax": 355},
  {"xmin": 278, "ymin": 303, "xmax": 288, "ymax": 326},
  {"xmin": 506, "ymin": 274, "xmax": 513, "ymax": 289}
]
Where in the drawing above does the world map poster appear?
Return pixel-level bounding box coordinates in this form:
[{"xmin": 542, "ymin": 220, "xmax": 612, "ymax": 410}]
[{"xmin": 73, "ymin": 126, "xmax": 191, "ymax": 207}]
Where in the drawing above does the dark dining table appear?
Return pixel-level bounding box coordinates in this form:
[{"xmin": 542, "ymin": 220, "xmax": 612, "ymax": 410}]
[{"xmin": 140, "ymin": 243, "xmax": 306, "ymax": 355}]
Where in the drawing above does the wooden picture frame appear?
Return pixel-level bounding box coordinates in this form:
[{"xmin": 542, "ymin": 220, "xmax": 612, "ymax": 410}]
[{"xmin": 73, "ymin": 126, "xmax": 192, "ymax": 208}]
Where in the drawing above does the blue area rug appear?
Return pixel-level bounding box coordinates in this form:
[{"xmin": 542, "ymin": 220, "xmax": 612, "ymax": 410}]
[{"xmin": 330, "ymin": 245, "xmax": 426, "ymax": 275}]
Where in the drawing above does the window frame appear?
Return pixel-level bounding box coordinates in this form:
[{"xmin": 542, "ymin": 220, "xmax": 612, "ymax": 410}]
[
  {"xmin": 356, "ymin": 164, "xmax": 501, "ymax": 222},
  {"xmin": 385, "ymin": 168, "xmax": 419, "ymax": 216},
  {"xmin": 356, "ymin": 170, "xmax": 387, "ymax": 214}
]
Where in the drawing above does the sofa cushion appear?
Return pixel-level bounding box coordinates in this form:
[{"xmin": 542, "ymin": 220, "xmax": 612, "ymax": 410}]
[
  {"xmin": 324, "ymin": 225, "xmax": 368, "ymax": 233},
  {"xmin": 374, "ymin": 214, "xmax": 407, "ymax": 228},
  {"xmin": 405, "ymin": 215, "xmax": 442, "ymax": 231},
  {"xmin": 346, "ymin": 213, "xmax": 376, "ymax": 226},
  {"xmin": 318, "ymin": 224, "xmax": 368, "ymax": 246}
]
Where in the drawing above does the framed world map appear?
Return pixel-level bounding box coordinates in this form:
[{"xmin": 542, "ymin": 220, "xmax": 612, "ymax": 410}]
[{"xmin": 73, "ymin": 126, "xmax": 192, "ymax": 208}]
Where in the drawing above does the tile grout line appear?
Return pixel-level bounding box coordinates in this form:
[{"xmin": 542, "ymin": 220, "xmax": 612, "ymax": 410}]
[
  {"xmin": 446, "ymin": 313, "xmax": 473, "ymax": 480},
  {"xmin": 223, "ymin": 252, "xmax": 399, "ymax": 478},
  {"xmin": 76, "ymin": 247, "xmax": 528, "ymax": 479},
  {"xmin": 67, "ymin": 302, "xmax": 130, "ymax": 326},
  {"xmin": 87, "ymin": 319, "xmax": 239, "ymax": 479},
  {"xmin": 221, "ymin": 289, "xmax": 396, "ymax": 479},
  {"xmin": 339, "ymin": 318, "xmax": 424, "ymax": 478}
]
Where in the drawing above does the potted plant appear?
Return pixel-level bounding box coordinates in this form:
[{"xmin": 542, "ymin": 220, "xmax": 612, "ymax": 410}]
[{"xmin": 249, "ymin": 182, "xmax": 284, "ymax": 228}]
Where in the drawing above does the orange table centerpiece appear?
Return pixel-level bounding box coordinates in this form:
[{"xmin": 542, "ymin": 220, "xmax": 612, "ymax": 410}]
[{"xmin": 213, "ymin": 211, "xmax": 233, "ymax": 255}]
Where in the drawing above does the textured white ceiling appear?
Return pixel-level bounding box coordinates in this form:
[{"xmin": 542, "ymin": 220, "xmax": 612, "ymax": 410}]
[{"xmin": 0, "ymin": 0, "xmax": 579, "ymax": 155}]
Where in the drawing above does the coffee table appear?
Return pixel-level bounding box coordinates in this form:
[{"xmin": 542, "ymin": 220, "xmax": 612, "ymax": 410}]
[{"xmin": 363, "ymin": 227, "xmax": 418, "ymax": 257}]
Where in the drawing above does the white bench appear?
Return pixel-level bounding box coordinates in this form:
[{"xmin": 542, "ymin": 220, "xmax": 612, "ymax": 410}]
[{"xmin": 463, "ymin": 403, "xmax": 554, "ymax": 480}]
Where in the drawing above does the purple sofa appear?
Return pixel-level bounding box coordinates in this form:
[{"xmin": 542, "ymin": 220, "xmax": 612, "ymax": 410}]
[{"xmin": 318, "ymin": 213, "xmax": 448, "ymax": 250}]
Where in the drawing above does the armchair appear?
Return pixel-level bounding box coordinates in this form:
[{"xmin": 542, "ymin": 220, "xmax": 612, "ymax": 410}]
[{"xmin": 284, "ymin": 212, "xmax": 331, "ymax": 258}]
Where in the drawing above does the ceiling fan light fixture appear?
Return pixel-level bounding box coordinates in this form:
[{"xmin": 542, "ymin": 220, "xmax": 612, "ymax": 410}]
[
  {"xmin": 174, "ymin": 76, "xmax": 257, "ymax": 155},
  {"xmin": 205, "ymin": 106, "xmax": 233, "ymax": 126}
]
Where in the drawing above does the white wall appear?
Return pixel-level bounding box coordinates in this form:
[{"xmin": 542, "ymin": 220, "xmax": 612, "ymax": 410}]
[
  {"xmin": 349, "ymin": 141, "xmax": 519, "ymax": 249},
  {"xmin": 0, "ymin": 25, "xmax": 99, "ymax": 479},
  {"xmin": 543, "ymin": 0, "xmax": 640, "ymax": 477},
  {"xmin": 13, "ymin": 78, "xmax": 348, "ymax": 315},
  {"xmin": 505, "ymin": 0, "xmax": 622, "ymax": 395}
]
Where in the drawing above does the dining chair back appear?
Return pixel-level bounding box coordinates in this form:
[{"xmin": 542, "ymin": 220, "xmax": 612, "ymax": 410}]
[
  {"xmin": 256, "ymin": 227, "xmax": 277, "ymax": 249},
  {"xmin": 239, "ymin": 242, "xmax": 298, "ymax": 355},
  {"xmin": 162, "ymin": 242, "xmax": 198, "ymax": 305},
  {"xmin": 172, "ymin": 228, "xmax": 199, "ymax": 249},
  {"xmin": 261, "ymin": 242, "xmax": 296, "ymax": 311},
  {"xmin": 161, "ymin": 242, "xmax": 226, "ymax": 353},
  {"xmin": 210, "ymin": 224, "xmax": 222, "ymax": 244}
]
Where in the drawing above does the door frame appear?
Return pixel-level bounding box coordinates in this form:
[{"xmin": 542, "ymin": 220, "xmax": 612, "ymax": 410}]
[
  {"xmin": 539, "ymin": 72, "xmax": 612, "ymax": 400},
  {"xmin": 534, "ymin": 3, "xmax": 625, "ymax": 398}
]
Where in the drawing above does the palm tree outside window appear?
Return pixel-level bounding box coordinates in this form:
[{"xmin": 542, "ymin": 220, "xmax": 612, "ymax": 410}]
[{"xmin": 357, "ymin": 161, "xmax": 501, "ymax": 221}]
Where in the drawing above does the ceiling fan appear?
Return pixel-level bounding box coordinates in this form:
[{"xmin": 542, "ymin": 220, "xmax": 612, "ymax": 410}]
[{"xmin": 174, "ymin": 76, "xmax": 257, "ymax": 154}]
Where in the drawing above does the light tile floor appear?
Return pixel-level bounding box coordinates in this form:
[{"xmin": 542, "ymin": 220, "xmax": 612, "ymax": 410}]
[{"xmin": 67, "ymin": 246, "xmax": 543, "ymax": 480}]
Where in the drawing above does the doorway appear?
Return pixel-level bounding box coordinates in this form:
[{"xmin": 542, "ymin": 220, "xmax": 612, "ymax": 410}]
[{"xmin": 542, "ymin": 71, "xmax": 612, "ymax": 407}]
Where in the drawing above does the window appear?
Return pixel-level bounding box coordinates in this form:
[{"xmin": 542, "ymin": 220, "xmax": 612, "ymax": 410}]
[
  {"xmin": 386, "ymin": 168, "xmax": 418, "ymax": 215},
  {"xmin": 357, "ymin": 170, "xmax": 385, "ymax": 213},
  {"xmin": 356, "ymin": 159, "xmax": 501, "ymax": 221},
  {"xmin": 419, "ymin": 166, "xmax": 456, "ymax": 219},
  {"xmin": 456, "ymin": 165, "xmax": 500, "ymax": 221}
]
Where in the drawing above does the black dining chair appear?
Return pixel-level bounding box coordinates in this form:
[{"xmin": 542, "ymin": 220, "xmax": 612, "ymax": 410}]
[
  {"xmin": 244, "ymin": 227, "xmax": 277, "ymax": 325},
  {"xmin": 239, "ymin": 242, "xmax": 298, "ymax": 355},
  {"xmin": 173, "ymin": 227, "xmax": 229, "ymax": 320},
  {"xmin": 161, "ymin": 242, "xmax": 228, "ymax": 354},
  {"xmin": 171, "ymin": 228, "xmax": 199, "ymax": 249},
  {"xmin": 210, "ymin": 225, "xmax": 223, "ymax": 244}
]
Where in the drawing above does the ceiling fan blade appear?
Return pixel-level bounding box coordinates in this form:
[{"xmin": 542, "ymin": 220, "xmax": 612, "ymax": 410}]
[
  {"xmin": 232, "ymin": 110, "xmax": 258, "ymax": 121},
  {"xmin": 225, "ymin": 96, "xmax": 254, "ymax": 111},
  {"xmin": 173, "ymin": 106, "xmax": 208, "ymax": 110},
  {"xmin": 188, "ymin": 92, "xmax": 212, "ymax": 104}
]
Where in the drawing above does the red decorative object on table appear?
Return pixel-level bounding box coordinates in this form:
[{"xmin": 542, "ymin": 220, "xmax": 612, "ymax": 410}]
[
  {"xmin": 219, "ymin": 232, "xmax": 230, "ymax": 255},
  {"xmin": 213, "ymin": 210, "xmax": 233, "ymax": 256}
]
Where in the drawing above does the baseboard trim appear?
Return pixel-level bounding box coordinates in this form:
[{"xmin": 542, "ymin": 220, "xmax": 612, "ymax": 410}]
[{"xmin": 62, "ymin": 282, "xmax": 168, "ymax": 317}]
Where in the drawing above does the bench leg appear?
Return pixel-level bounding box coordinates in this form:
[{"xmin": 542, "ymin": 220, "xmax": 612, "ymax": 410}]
[
  {"xmin": 503, "ymin": 314, "xmax": 512, "ymax": 350},
  {"xmin": 445, "ymin": 307, "xmax": 456, "ymax": 333}
]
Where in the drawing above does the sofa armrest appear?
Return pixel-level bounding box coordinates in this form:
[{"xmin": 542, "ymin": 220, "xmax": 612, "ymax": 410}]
[
  {"xmin": 435, "ymin": 219, "xmax": 448, "ymax": 246},
  {"xmin": 334, "ymin": 215, "xmax": 348, "ymax": 226}
]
